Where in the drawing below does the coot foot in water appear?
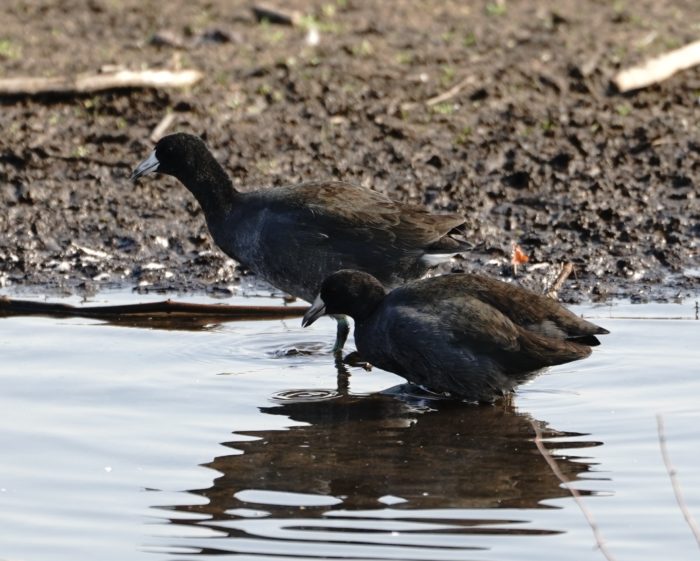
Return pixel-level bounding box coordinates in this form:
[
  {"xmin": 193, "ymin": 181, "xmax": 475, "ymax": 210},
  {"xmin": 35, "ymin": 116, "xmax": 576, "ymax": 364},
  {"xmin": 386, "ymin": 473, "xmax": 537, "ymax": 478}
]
[
  {"xmin": 131, "ymin": 133, "xmax": 471, "ymax": 350},
  {"xmin": 302, "ymin": 270, "xmax": 609, "ymax": 403},
  {"xmin": 342, "ymin": 351, "xmax": 373, "ymax": 370}
]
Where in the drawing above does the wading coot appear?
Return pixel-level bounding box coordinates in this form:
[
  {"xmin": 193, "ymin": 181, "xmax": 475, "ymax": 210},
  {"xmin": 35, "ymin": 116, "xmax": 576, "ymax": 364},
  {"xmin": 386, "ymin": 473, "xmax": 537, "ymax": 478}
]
[
  {"xmin": 302, "ymin": 270, "xmax": 609, "ymax": 402},
  {"xmin": 131, "ymin": 133, "xmax": 470, "ymax": 350}
]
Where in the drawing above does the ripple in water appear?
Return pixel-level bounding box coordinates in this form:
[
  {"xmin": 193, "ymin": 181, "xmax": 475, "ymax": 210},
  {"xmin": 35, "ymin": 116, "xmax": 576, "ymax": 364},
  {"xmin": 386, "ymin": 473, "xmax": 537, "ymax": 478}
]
[
  {"xmin": 267, "ymin": 341, "xmax": 328, "ymax": 358},
  {"xmin": 270, "ymin": 389, "xmax": 341, "ymax": 402}
]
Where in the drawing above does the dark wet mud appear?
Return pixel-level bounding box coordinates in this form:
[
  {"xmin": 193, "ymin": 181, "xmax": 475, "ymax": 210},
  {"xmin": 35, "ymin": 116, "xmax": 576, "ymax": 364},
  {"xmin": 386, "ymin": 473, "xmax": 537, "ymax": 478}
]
[{"xmin": 1, "ymin": 0, "xmax": 698, "ymax": 301}]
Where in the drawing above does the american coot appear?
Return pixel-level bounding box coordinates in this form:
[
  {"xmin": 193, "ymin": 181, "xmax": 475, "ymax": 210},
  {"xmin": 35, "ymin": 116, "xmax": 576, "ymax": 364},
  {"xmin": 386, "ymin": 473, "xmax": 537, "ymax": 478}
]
[
  {"xmin": 131, "ymin": 133, "xmax": 470, "ymax": 350},
  {"xmin": 302, "ymin": 270, "xmax": 609, "ymax": 402}
]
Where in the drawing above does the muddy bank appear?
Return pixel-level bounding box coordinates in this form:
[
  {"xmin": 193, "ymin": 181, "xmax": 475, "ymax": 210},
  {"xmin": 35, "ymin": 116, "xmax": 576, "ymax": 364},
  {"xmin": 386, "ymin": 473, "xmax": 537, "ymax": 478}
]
[{"xmin": 0, "ymin": 0, "xmax": 698, "ymax": 302}]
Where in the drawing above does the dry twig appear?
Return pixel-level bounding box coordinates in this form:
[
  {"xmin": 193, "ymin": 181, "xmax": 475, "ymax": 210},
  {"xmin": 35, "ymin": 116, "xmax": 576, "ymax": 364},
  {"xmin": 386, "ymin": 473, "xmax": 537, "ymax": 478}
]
[
  {"xmin": 425, "ymin": 76, "xmax": 476, "ymax": 106},
  {"xmin": 251, "ymin": 5, "xmax": 302, "ymax": 26},
  {"xmin": 656, "ymin": 414, "xmax": 700, "ymax": 549},
  {"xmin": 0, "ymin": 69, "xmax": 202, "ymax": 97},
  {"xmin": 613, "ymin": 39, "xmax": 700, "ymax": 92},
  {"xmin": 546, "ymin": 262, "xmax": 574, "ymax": 299},
  {"xmin": 401, "ymin": 75, "xmax": 476, "ymax": 111},
  {"xmin": 150, "ymin": 113, "xmax": 177, "ymax": 142},
  {"xmin": 531, "ymin": 420, "xmax": 617, "ymax": 561}
]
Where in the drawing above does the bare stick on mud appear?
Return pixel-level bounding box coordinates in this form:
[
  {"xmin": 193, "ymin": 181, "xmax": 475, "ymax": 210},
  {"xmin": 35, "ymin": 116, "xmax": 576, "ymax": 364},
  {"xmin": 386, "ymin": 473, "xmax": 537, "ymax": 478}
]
[
  {"xmin": 425, "ymin": 76, "xmax": 476, "ymax": 107},
  {"xmin": 530, "ymin": 420, "xmax": 617, "ymax": 561},
  {"xmin": 546, "ymin": 262, "xmax": 574, "ymax": 299},
  {"xmin": 656, "ymin": 414, "xmax": 700, "ymax": 549},
  {"xmin": 251, "ymin": 5, "xmax": 302, "ymax": 26},
  {"xmin": 151, "ymin": 113, "xmax": 177, "ymax": 142},
  {"xmin": 401, "ymin": 75, "xmax": 476, "ymax": 111},
  {"xmin": 613, "ymin": 39, "xmax": 700, "ymax": 92},
  {"xmin": 0, "ymin": 69, "xmax": 203, "ymax": 97}
]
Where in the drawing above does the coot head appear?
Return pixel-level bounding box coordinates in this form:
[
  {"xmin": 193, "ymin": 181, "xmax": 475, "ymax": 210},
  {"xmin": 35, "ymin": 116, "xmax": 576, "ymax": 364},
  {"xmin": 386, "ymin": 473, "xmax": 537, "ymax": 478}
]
[
  {"xmin": 302, "ymin": 270, "xmax": 386, "ymax": 327},
  {"xmin": 130, "ymin": 133, "xmax": 212, "ymax": 182}
]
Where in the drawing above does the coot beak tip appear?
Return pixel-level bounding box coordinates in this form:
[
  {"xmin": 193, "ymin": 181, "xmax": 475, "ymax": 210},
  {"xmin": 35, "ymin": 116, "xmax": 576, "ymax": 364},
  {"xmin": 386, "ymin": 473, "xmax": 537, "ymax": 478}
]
[{"xmin": 302, "ymin": 294, "xmax": 327, "ymax": 327}]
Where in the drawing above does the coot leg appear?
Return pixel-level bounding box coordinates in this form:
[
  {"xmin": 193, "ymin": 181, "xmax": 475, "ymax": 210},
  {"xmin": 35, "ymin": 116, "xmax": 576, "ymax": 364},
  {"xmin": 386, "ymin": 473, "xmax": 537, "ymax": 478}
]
[{"xmin": 331, "ymin": 315, "xmax": 350, "ymax": 353}]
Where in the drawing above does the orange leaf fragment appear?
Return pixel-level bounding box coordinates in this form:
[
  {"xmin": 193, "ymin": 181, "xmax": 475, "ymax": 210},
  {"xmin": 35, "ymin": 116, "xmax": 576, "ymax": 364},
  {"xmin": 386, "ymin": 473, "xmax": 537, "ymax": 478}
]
[{"xmin": 511, "ymin": 243, "xmax": 529, "ymax": 265}]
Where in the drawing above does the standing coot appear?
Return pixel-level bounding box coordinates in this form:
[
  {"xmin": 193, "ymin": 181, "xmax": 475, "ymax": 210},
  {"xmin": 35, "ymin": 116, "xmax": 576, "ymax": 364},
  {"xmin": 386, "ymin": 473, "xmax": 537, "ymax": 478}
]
[
  {"xmin": 131, "ymin": 133, "xmax": 470, "ymax": 350},
  {"xmin": 302, "ymin": 270, "xmax": 609, "ymax": 402}
]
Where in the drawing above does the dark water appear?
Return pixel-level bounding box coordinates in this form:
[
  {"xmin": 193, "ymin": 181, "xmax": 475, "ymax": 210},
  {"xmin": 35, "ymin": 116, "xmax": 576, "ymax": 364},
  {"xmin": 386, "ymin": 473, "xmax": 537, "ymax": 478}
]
[{"xmin": 1, "ymin": 293, "xmax": 699, "ymax": 561}]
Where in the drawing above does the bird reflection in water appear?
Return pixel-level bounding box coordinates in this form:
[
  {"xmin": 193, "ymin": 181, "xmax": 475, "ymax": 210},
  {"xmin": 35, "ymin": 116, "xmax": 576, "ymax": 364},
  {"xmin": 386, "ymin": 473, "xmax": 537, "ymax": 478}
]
[{"xmin": 153, "ymin": 375, "xmax": 604, "ymax": 559}]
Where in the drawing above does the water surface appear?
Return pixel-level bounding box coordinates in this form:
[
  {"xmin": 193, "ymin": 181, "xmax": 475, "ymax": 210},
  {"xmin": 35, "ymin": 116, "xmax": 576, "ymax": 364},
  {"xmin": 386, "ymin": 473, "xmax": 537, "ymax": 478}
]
[{"xmin": 1, "ymin": 292, "xmax": 699, "ymax": 561}]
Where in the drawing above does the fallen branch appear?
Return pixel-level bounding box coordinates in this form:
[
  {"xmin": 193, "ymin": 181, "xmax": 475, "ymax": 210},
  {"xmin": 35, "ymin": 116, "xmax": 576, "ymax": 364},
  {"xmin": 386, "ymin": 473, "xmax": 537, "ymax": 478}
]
[
  {"xmin": 0, "ymin": 69, "xmax": 203, "ymax": 97},
  {"xmin": 531, "ymin": 420, "xmax": 617, "ymax": 561},
  {"xmin": 657, "ymin": 414, "xmax": 700, "ymax": 549},
  {"xmin": 0, "ymin": 296, "xmax": 307, "ymax": 328},
  {"xmin": 613, "ymin": 39, "xmax": 700, "ymax": 92}
]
